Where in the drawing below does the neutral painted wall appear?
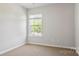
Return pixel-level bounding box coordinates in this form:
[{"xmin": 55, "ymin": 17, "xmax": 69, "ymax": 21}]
[
  {"xmin": 28, "ymin": 4, "xmax": 75, "ymax": 48},
  {"xmin": 0, "ymin": 4, "xmax": 27, "ymax": 53},
  {"xmin": 75, "ymin": 4, "xmax": 79, "ymax": 54}
]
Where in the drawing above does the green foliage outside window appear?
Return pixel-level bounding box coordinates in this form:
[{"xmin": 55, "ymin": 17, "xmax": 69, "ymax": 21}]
[{"xmin": 32, "ymin": 19, "xmax": 42, "ymax": 33}]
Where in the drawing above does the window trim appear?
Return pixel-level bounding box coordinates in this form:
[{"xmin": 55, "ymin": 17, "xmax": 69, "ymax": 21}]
[{"xmin": 28, "ymin": 14, "xmax": 43, "ymax": 37}]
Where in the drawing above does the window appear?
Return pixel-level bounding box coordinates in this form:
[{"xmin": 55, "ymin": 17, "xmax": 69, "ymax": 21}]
[{"xmin": 29, "ymin": 14, "xmax": 42, "ymax": 36}]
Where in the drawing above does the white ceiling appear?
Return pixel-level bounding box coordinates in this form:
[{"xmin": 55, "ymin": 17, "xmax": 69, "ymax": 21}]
[{"xmin": 19, "ymin": 3, "xmax": 52, "ymax": 8}]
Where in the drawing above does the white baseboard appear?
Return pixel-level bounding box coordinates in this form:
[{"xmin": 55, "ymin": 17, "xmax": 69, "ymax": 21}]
[
  {"xmin": 28, "ymin": 42, "xmax": 76, "ymax": 50},
  {"xmin": 0, "ymin": 41, "xmax": 75, "ymax": 55},
  {"xmin": 0, "ymin": 42, "xmax": 26, "ymax": 55}
]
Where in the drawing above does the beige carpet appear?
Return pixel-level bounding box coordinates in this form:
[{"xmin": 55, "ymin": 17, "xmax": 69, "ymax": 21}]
[{"xmin": 0, "ymin": 44, "xmax": 78, "ymax": 56}]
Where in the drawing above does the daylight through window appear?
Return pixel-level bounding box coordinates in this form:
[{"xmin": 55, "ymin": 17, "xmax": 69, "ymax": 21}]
[{"xmin": 29, "ymin": 14, "xmax": 42, "ymax": 36}]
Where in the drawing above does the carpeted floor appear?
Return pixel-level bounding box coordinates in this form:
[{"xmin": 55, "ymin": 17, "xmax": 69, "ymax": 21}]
[{"xmin": 1, "ymin": 44, "xmax": 78, "ymax": 56}]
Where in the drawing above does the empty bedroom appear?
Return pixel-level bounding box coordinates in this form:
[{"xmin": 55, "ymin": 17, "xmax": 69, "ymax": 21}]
[{"xmin": 0, "ymin": 3, "xmax": 79, "ymax": 56}]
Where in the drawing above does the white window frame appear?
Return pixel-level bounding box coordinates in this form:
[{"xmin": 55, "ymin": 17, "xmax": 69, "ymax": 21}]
[{"xmin": 28, "ymin": 14, "xmax": 43, "ymax": 37}]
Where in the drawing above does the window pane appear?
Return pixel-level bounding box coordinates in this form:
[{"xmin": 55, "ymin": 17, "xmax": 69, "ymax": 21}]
[
  {"xmin": 29, "ymin": 14, "xmax": 42, "ymax": 36},
  {"xmin": 32, "ymin": 19, "xmax": 42, "ymax": 33}
]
